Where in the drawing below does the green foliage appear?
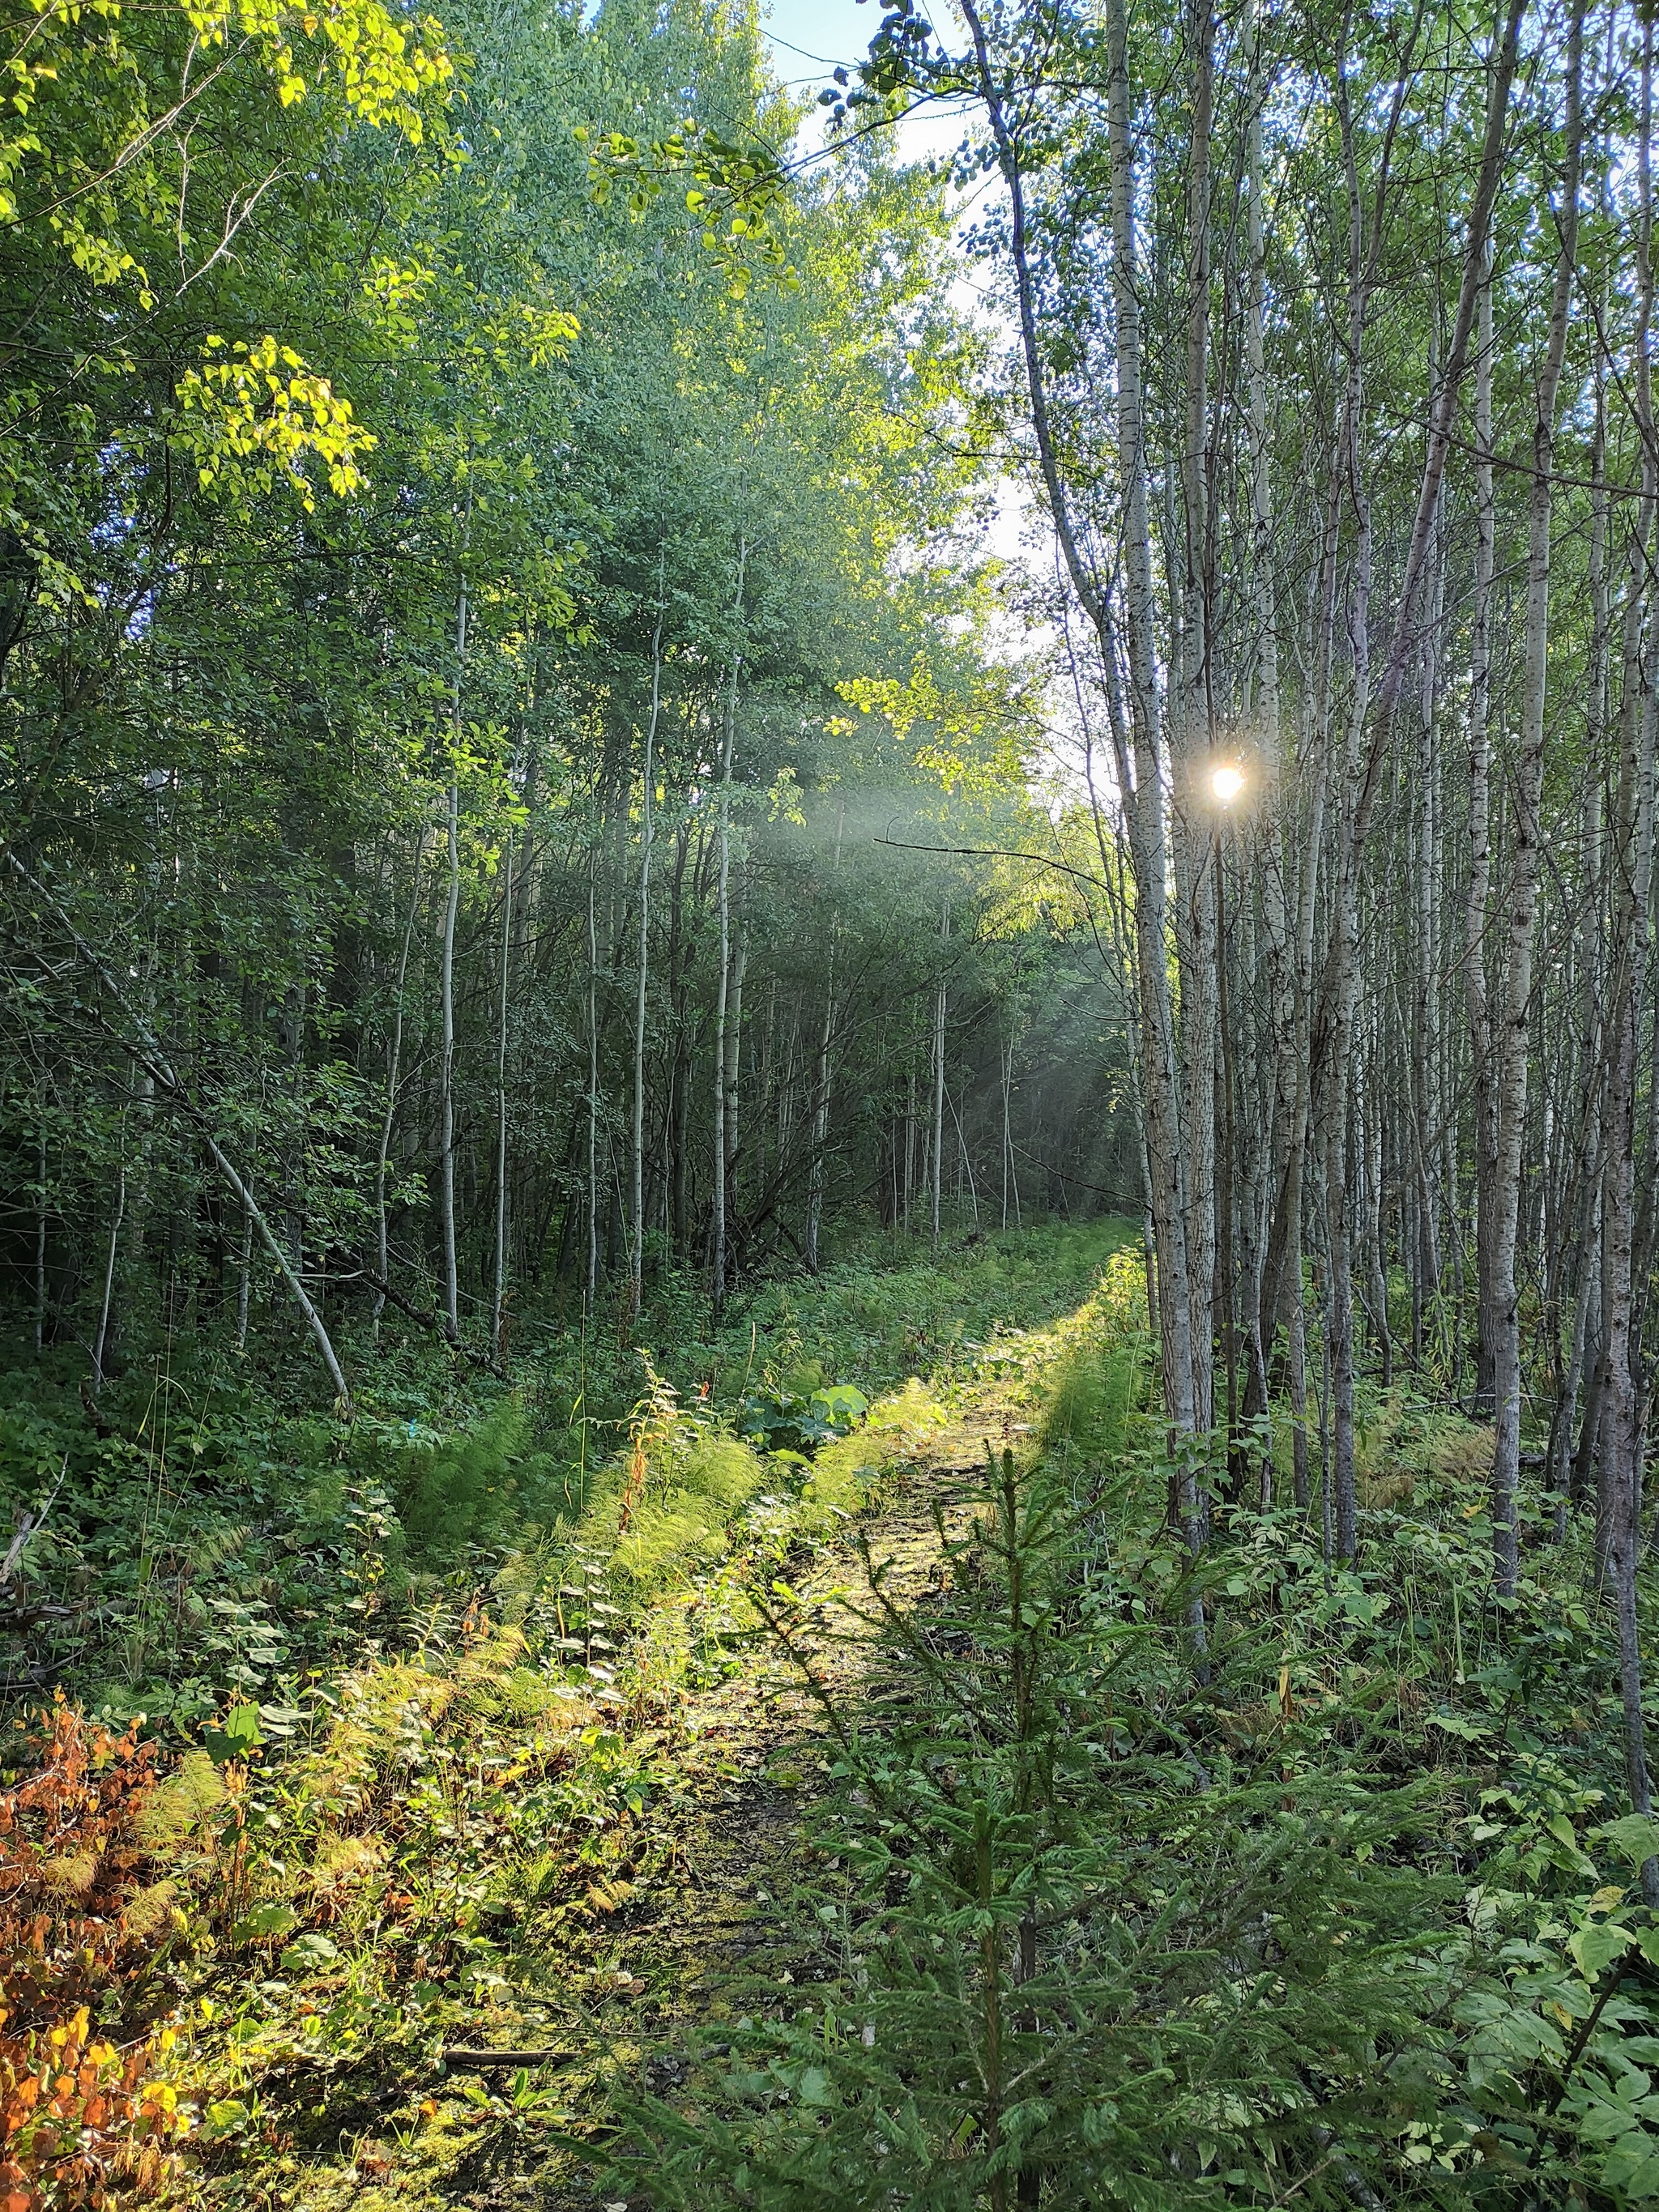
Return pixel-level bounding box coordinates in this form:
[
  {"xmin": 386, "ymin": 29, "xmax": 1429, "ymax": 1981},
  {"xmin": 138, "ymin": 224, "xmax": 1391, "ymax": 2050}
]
[
  {"xmin": 737, "ymin": 1380, "xmax": 871, "ymax": 1455},
  {"xmin": 373, "ymin": 1400, "xmax": 569, "ymax": 1560},
  {"xmin": 17, "ymin": 1226, "xmax": 1659, "ymax": 2205},
  {"xmin": 732, "ymin": 1222, "xmax": 1141, "ymax": 1403},
  {"xmin": 601, "ymin": 1242, "xmax": 1659, "ymax": 2209}
]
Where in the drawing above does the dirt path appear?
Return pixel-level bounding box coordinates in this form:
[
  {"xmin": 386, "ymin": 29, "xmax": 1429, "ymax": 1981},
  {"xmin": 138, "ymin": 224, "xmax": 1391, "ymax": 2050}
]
[
  {"xmin": 533, "ymin": 1403, "xmax": 1013, "ymax": 2208},
  {"xmin": 650, "ymin": 1410, "xmax": 1004, "ymax": 2002}
]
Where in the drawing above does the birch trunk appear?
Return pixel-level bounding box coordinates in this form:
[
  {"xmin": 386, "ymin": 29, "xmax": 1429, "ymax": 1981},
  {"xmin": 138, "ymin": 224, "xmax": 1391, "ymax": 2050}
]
[
  {"xmin": 725, "ymin": 927, "xmax": 747, "ymax": 1238},
  {"xmin": 439, "ymin": 565, "xmax": 467, "ymax": 1345},
  {"xmin": 1490, "ymin": 0, "xmax": 1582, "ymax": 1596},
  {"xmin": 586, "ymin": 867, "xmax": 599, "ymax": 1309},
  {"xmin": 1171, "ymin": 0, "xmax": 1217, "ymax": 1442},
  {"xmin": 492, "ymin": 828, "xmax": 514, "ymax": 1366},
  {"xmin": 630, "ymin": 562, "xmax": 666, "ymax": 1321},
  {"xmin": 1465, "ymin": 245, "xmax": 1499, "ymax": 1416},
  {"xmin": 1243, "ymin": 0, "xmax": 1293, "ymax": 1427},
  {"xmin": 710, "ymin": 542, "xmax": 746, "ymax": 1323},
  {"xmin": 806, "ymin": 801, "xmax": 844, "ymax": 1270},
  {"xmin": 932, "ymin": 900, "xmax": 948, "ymax": 1255},
  {"xmin": 1603, "ymin": 11, "xmax": 1659, "ymax": 1901},
  {"xmin": 373, "ymin": 829, "xmax": 427, "ymax": 1344},
  {"xmin": 1324, "ymin": 66, "xmax": 1373, "ymax": 1562},
  {"xmin": 960, "ymin": 0, "xmax": 1198, "ymax": 1470},
  {"xmin": 1102, "ymin": 0, "xmax": 1198, "ymax": 1461}
]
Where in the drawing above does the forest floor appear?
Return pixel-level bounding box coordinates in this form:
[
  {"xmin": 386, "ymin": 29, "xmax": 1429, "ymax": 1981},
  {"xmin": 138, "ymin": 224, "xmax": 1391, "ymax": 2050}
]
[
  {"xmin": 386, "ymin": 1381, "xmax": 1034, "ymax": 2212},
  {"xmin": 143, "ymin": 1230, "xmax": 1135, "ymax": 2212},
  {"xmin": 19, "ymin": 1222, "xmax": 1657, "ymax": 2209}
]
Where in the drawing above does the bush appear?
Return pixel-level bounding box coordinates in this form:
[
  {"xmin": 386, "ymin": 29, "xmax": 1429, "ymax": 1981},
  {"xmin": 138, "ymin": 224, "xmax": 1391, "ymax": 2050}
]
[
  {"xmin": 620, "ymin": 1439, "xmax": 1456, "ymax": 2210},
  {"xmin": 0, "ymin": 1700, "xmax": 195, "ymax": 2209},
  {"xmin": 373, "ymin": 1400, "xmax": 572, "ymax": 1561}
]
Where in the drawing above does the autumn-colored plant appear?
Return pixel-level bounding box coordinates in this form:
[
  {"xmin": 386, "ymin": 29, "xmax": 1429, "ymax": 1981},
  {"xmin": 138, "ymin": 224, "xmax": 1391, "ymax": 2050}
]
[
  {"xmin": 0, "ymin": 1699, "xmax": 194, "ymax": 2209},
  {"xmin": 616, "ymin": 1358, "xmax": 680, "ymax": 1539}
]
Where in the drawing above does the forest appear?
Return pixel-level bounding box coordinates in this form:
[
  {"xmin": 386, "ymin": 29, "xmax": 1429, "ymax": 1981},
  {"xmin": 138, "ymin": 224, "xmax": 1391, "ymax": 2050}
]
[{"xmin": 6, "ymin": 0, "xmax": 1659, "ymax": 2199}]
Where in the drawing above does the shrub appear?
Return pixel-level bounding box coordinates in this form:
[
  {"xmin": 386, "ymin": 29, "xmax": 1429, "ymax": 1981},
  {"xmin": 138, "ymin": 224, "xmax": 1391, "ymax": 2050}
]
[
  {"xmin": 0, "ymin": 1700, "xmax": 194, "ymax": 2209},
  {"xmin": 376, "ymin": 1400, "xmax": 569, "ymax": 1560}
]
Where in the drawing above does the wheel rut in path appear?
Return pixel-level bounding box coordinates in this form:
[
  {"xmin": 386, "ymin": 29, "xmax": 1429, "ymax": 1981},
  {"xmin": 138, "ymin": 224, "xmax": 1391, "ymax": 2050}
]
[{"xmin": 543, "ymin": 1401, "xmax": 1013, "ymax": 2207}]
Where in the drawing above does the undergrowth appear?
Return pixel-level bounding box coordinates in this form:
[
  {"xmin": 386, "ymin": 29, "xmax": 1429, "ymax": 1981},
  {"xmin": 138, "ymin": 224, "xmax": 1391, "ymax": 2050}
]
[
  {"xmin": 0, "ymin": 1222, "xmax": 1129, "ymax": 2208},
  {"xmin": 11, "ymin": 1215, "xmax": 1655, "ymax": 2206},
  {"xmin": 609, "ymin": 1251, "xmax": 1659, "ymax": 2210}
]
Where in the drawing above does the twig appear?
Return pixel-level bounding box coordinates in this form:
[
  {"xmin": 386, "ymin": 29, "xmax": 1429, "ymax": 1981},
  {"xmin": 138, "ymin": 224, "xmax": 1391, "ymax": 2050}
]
[
  {"xmin": 441, "ymin": 2047, "xmax": 576, "ymax": 2069},
  {"xmin": 0, "ymin": 1455, "xmax": 66, "ymax": 1590}
]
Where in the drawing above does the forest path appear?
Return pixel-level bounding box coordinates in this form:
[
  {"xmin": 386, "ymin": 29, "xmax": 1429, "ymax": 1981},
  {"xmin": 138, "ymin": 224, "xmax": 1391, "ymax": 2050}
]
[{"xmin": 542, "ymin": 1395, "xmax": 1022, "ymax": 2208}]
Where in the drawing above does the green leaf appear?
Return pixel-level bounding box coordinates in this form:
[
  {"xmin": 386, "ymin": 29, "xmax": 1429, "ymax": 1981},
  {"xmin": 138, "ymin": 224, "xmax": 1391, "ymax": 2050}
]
[
  {"xmin": 1601, "ymin": 2129, "xmax": 1659, "ymax": 2197},
  {"xmin": 203, "ymin": 1701, "xmax": 264, "ymax": 1765},
  {"xmin": 796, "ymin": 2066, "xmax": 834, "ymax": 2107},
  {"xmin": 1427, "ymin": 1710, "xmax": 1493, "ymax": 1741},
  {"xmin": 280, "ymin": 1931, "xmax": 340, "ymax": 1975},
  {"xmin": 232, "ymin": 1902, "xmax": 300, "ymax": 1945},
  {"xmin": 1571, "ymin": 1920, "xmax": 1634, "ymax": 1981},
  {"xmin": 1598, "ymin": 1815, "xmax": 1659, "ymax": 1869}
]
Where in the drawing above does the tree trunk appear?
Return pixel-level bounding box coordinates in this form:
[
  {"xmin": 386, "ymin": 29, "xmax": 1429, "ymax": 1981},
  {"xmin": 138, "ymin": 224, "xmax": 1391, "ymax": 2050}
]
[
  {"xmin": 1602, "ymin": 9, "xmax": 1659, "ymax": 1902},
  {"xmin": 630, "ymin": 559, "xmax": 666, "ymax": 1321},
  {"xmin": 806, "ymin": 801, "xmax": 843, "ymax": 1270},
  {"xmin": 711, "ymin": 543, "xmax": 747, "ymax": 1323},
  {"xmin": 492, "ymin": 827, "xmax": 514, "ymax": 1367},
  {"xmin": 586, "ymin": 867, "xmax": 600, "ymax": 1307},
  {"xmin": 959, "ymin": 0, "xmax": 1199, "ymax": 1482},
  {"xmin": 932, "ymin": 899, "xmax": 948, "ymax": 1254},
  {"xmin": 373, "ymin": 830, "xmax": 427, "ymax": 1342},
  {"xmin": 1489, "ymin": 0, "xmax": 1582, "ymax": 1595},
  {"xmin": 439, "ymin": 565, "xmax": 467, "ymax": 1344}
]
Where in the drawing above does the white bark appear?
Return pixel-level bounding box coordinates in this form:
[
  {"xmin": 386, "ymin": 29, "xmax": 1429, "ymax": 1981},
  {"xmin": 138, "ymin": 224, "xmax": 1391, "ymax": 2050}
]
[
  {"xmin": 1490, "ymin": 0, "xmax": 1582, "ymax": 1595},
  {"xmin": 373, "ymin": 828, "xmax": 427, "ymax": 1342},
  {"xmin": 806, "ymin": 800, "xmax": 844, "ymax": 1270},
  {"xmin": 711, "ymin": 541, "xmax": 747, "ymax": 1322},
  {"xmin": 932, "ymin": 898, "xmax": 948, "ymax": 1254},
  {"xmin": 631, "ymin": 558, "xmax": 666, "ymax": 1320},
  {"xmin": 492, "ymin": 826, "xmax": 515, "ymax": 1366},
  {"xmin": 439, "ymin": 565, "xmax": 467, "ymax": 1345}
]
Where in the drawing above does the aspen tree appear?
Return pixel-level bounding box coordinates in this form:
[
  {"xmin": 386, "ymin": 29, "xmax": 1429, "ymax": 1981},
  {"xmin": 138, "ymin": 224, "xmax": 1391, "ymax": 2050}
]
[
  {"xmin": 710, "ymin": 539, "xmax": 746, "ymax": 1323},
  {"xmin": 1486, "ymin": 0, "xmax": 1583, "ymax": 1594},
  {"xmin": 630, "ymin": 551, "xmax": 666, "ymax": 1323}
]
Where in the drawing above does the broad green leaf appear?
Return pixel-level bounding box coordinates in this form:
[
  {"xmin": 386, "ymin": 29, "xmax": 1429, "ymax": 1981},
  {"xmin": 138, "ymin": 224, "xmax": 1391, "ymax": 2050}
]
[
  {"xmin": 1598, "ymin": 1815, "xmax": 1659, "ymax": 1869},
  {"xmin": 1571, "ymin": 1920, "xmax": 1634, "ymax": 1981},
  {"xmin": 232, "ymin": 1902, "xmax": 300, "ymax": 1944}
]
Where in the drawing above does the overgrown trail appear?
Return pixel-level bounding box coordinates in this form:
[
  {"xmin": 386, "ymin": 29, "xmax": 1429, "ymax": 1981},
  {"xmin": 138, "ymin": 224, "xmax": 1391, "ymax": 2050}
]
[
  {"xmin": 544, "ymin": 1397, "xmax": 1024, "ymax": 2207},
  {"xmin": 646, "ymin": 1410, "xmax": 1010, "ymax": 2016}
]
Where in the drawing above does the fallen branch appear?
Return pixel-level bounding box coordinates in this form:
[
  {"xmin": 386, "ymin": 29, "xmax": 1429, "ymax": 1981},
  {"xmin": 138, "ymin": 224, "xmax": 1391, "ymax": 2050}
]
[
  {"xmin": 440, "ymin": 2047, "xmax": 576, "ymax": 2069},
  {"xmin": 344, "ymin": 1269, "xmax": 505, "ymax": 1378}
]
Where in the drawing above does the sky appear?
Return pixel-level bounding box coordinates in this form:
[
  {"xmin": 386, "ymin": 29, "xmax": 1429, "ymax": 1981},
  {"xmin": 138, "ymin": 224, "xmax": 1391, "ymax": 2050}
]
[
  {"xmin": 760, "ymin": 0, "xmax": 873, "ymax": 77},
  {"xmin": 759, "ymin": 0, "xmax": 973, "ymax": 164}
]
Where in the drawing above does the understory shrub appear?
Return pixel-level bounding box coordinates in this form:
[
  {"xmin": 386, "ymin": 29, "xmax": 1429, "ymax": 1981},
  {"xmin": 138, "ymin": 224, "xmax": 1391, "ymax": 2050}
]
[
  {"xmin": 616, "ymin": 1277, "xmax": 1659, "ymax": 2209},
  {"xmin": 0, "ymin": 1701, "xmax": 196, "ymax": 2209}
]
